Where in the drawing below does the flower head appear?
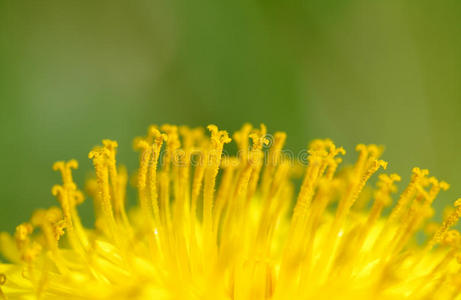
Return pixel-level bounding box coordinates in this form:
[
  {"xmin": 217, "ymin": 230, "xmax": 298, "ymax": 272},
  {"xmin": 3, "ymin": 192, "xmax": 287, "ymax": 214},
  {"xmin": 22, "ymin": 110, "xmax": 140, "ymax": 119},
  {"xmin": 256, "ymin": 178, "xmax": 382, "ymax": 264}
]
[{"xmin": 1, "ymin": 124, "xmax": 461, "ymax": 299}]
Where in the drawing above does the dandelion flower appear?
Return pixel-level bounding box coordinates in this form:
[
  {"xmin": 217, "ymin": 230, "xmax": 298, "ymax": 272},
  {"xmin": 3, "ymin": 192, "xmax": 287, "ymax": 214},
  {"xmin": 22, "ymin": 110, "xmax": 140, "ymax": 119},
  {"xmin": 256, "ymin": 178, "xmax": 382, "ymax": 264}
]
[{"xmin": 1, "ymin": 123, "xmax": 461, "ymax": 299}]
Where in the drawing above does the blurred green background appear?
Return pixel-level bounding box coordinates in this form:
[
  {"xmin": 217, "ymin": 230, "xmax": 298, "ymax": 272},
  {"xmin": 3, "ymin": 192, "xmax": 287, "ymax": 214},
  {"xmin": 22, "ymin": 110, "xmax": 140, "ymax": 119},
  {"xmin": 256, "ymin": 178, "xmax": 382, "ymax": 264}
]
[{"xmin": 1, "ymin": 0, "xmax": 460, "ymax": 231}]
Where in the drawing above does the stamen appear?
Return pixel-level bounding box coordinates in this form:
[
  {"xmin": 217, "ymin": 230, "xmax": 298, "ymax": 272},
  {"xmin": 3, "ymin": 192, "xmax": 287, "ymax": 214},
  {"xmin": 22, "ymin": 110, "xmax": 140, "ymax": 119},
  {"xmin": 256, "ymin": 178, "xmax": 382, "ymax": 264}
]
[
  {"xmin": 388, "ymin": 167, "xmax": 429, "ymax": 223},
  {"xmin": 52, "ymin": 160, "xmax": 89, "ymax": 250},
  {"xmin": 203, "ymin": 125, "xmax": 231, "ymax": 237},
  {"xmin": 233, "ymin": 123, "xmax": 252, "ymax": 163},
  {"xmin": 160, "ymin": 124, "xmax": 180, "ymax": 233},
  {"xmin": 88, "ymin": 148, "xmax": 117, "ymax": 239},
  {"xmin": 429, "ymin": 198, "xmax": 461, "ymax": 249},
  {"xmin": 14, "ymin": 223, "xmax": 38, "ymax": 263},
  {"xmin": 101, "ymin": 140, "xmax": 128, "ymax": 224},
  {"xmin": 30, "ymin": 207, "xmax": 65, "ymax": 252},
  {"xmin": 246, "ymin": 124, "xmax": 269, "ymax": 203},
  {"xmin": 134, "ymin": 138, "xmax": 154, "ymax": 222},
  {"xmin": 390, "ymin": 176, "xmax": 448, "ymax": 256},
  {"xmin": 148, "ymin": 128, "xmax": 166, "ymax": 226}
]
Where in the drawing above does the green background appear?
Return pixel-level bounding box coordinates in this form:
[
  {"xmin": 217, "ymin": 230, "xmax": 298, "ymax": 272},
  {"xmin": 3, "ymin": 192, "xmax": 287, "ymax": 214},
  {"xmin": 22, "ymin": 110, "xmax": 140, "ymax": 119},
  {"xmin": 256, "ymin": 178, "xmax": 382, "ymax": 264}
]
[{"xmin": 1, "ymin": 0, "xmax": 460, "ymax": 231}]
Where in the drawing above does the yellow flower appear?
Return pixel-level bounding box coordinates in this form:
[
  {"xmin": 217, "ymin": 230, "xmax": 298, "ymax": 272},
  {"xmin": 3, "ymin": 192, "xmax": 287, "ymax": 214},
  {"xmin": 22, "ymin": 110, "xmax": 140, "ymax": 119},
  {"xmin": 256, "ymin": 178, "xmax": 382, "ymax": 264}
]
[{"xmin": 1, "ymin": 123, "xmax": 461, "ymax": 299}]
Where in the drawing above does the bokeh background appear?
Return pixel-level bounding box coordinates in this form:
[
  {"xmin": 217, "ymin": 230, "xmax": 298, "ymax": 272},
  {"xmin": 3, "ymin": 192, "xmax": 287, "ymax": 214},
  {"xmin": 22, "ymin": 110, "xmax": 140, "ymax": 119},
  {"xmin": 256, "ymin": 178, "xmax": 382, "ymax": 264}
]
[{"xmin": 1, "ymin": 0, "xmax": 460, "ymax": 231}]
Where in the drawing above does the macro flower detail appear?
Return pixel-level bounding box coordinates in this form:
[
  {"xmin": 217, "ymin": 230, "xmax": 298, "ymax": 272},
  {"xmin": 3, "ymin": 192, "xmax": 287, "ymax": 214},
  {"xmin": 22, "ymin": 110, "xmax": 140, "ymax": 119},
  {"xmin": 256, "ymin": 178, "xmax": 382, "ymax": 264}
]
[{"xmin": 1, "ymin": 124, "xmax": 461, "ymax": 299}]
